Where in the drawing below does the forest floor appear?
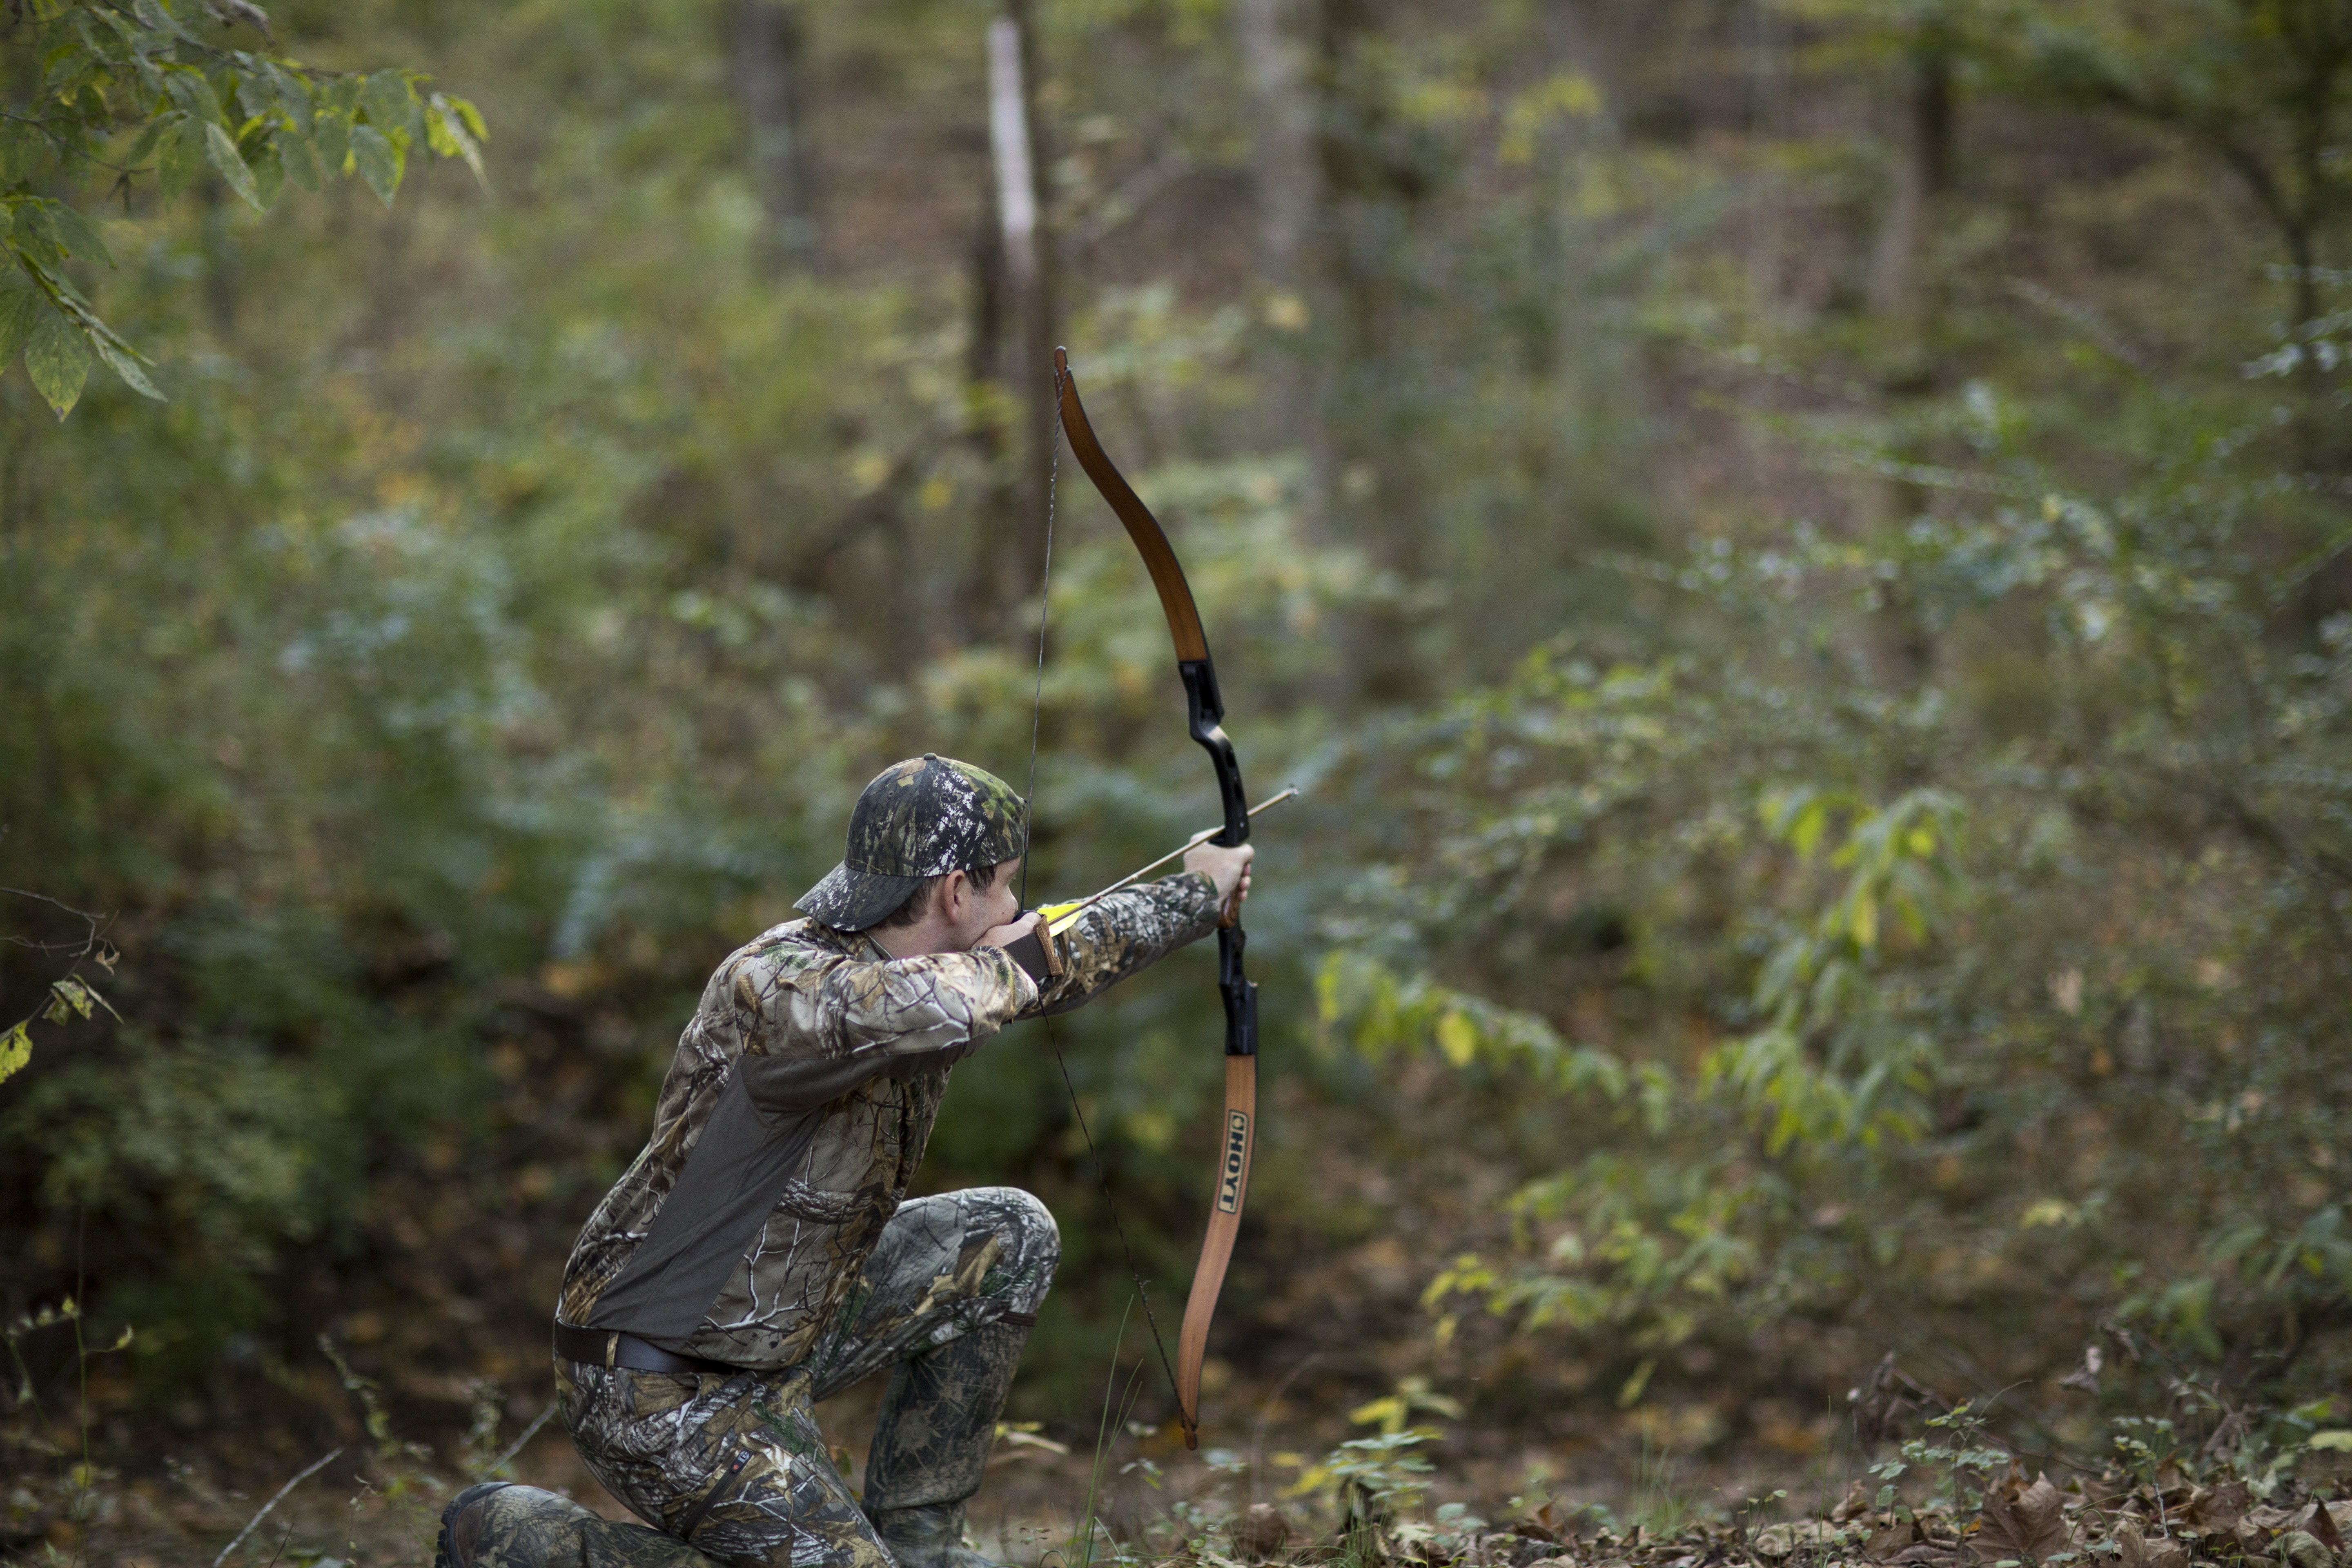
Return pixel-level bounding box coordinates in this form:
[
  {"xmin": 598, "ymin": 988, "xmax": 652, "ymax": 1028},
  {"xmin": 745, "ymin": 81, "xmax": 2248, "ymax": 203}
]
[
  {"xmin": 10, "ymin": 1045, "xmax": 2348, "ymax": 1567},
  {"xmin": 13, "ymin": 1355, "xmax": 2352, "ymax": 1568}
]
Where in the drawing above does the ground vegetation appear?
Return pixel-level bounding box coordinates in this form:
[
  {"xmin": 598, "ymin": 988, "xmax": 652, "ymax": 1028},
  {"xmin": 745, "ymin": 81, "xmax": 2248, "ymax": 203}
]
[{"xmin": 2, "ymin": 0, "xmax": 2348, "ymax": 1563}]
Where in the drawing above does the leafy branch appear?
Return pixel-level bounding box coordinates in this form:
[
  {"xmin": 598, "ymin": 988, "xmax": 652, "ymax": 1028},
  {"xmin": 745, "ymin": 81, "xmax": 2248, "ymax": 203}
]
[
  {"xmin": 0, "ymin": 882, "xmax": 121, "ymax": 1086},
  {"xmin": 0, "ymin": 0, "xmax": 488, "ymax": 416}
]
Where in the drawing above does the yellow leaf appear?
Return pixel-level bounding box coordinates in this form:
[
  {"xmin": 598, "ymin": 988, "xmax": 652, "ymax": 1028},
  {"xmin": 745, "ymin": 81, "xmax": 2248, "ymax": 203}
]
[
  {"xmin": 1850, "ymin": 888, "xmax": 1878, "ymax": 949},
  {"xmin": 0, "ymin": 1021, "xmax": 29, "ymax": 1083},
  {"xmin": 1789, "ymin": 800, "xmax": 1829, "ymax": 860},
  {"xmin": 2020, "ymin": 1198, "xmax": 2081, "ymax": 1229},
  {"xmin": 1436, "ymin": 1009, "xmax": 1479, "ymax": 1068},
  {"xmin": 1281, "ymin": 1463, "xmax": 1333, "ymax": 1499}
]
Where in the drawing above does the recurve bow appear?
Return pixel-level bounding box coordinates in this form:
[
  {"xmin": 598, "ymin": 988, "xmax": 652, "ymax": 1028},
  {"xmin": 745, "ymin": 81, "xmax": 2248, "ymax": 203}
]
[{"xmin": 1051, "ymin": 345, "xmax": 1258, "ymax": 1450}]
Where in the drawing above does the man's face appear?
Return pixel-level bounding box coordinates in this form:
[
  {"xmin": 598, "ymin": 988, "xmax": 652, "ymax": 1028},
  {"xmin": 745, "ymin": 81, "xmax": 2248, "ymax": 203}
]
[{"xmin": 947, "ymin": 859, "xmax": 1022, "ymax": 949}]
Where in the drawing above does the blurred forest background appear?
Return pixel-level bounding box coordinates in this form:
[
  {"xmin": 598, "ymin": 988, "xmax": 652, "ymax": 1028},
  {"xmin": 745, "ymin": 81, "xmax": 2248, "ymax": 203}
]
[{"xmin": 5, "ymin": 0, "xmax": 2352, "ymax": 1559}]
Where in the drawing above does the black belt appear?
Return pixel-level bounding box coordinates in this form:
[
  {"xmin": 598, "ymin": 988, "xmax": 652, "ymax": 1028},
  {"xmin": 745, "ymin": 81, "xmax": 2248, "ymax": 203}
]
[{"xmin": 553, "ymin": 1321, "xmax": 744, "ymax": 1378}]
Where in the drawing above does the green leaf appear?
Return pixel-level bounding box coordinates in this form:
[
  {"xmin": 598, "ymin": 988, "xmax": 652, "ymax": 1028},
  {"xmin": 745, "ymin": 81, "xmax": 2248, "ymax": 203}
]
[
  {"xmin": 312, "ymin": 109, "xmax": 348, "ymax": 177},
  {"xmin": 163, "ymin": 65, "xmax": 224, "ymax": 127},
  {"xmin": 349, "ymin": 123, "xmax": 402, "ymax": 206},
  {"xmin": 27, "ymin": 269, "xmax": 167, "ymax": 403},
  {"xmin": 247, "ymin": 138, "xmax": 284, "ymax": 211},
  {"xmin": 0, "ymin": 289, "xmax": 42, "ymax": 368},
  {"xmin": 23, "ymin": 300, "xmax": 93, "ymax": 417},
  {"xmin": 122, "ymin": 117, "xmax": 166, "ymax": 173},
  {"xmin": 42, "ymin": 978, "xmax": 94, "ymax": 1024},
  {"xmin": 0, "ymin": 1022, "xmax": 29, "ymax": 1085},
  {"xmin": 272, "ymin": 126, "xmax": 319, "ymax": 192},
  {"xmin": 2310, "ymin": 1430, "xmax": 2352, "ymax": 1452},
  {"xmin": 360, "ymin": 70, "xmax": 418, "ymax": 139},
  {"xmin": 131, "ymin": 0, "xmax": 192, "ymax": 39},
  {"xmin": 129, "ymin": 47, "xmax": 165, "ymax": 99},
  {"xmin": 45, "ymin": 202, "xmax": 113, "ymax": 268},
  {"xmin": 42, "ymin": 39, "xmax": 91, "ymax": 96},
  {"xmin": 266, "ymin": 65, "xmax": 313, "ymax": 133},
  {"xmin": 87, "ymin": 326, "xmax": 163, "ymax": 401},
  {"xmin": 426, "ymin": 95, "xmax": 489, "ymax": 191},
  {"xmin": 158, "ymin": 117, "xmax": 207, "ymax": 202},
  {"xmin": 8, "ymin": 205, "xmax": 62, "ymax": 270},
  {"xmin": 84, "ymin": 4, "xmax": 139, "ymax": 45},
  {"xmin": 234, "ymin": 70, "xmax": 277, "ymax": 124},
  {"xmin": 203, "ymin": 120, "xmax": 265, "ymax": 210},
  {"xmin": 445, "ymin": 94, "xmax": 488, "ymax": 143}
]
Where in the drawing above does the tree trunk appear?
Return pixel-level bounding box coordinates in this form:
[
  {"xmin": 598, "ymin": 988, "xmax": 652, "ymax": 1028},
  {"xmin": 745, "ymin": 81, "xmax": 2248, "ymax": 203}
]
[
  {"xmin": 1237, "ymin": 0, "xmax": 1324, "ymax": 495},
  {"xmin": 1237, "ymin": 0, "xmax": 1319, "ymax": 287},
  {"xmin": 728, "ymin": 0, "xmax": 820, "ymax": 274},
  {"xmin": 1317, "ymin": 0, "xmax": 1435, "ymax": 702},
  {"xmin": 1867, "ymin": 45, "xmax": 1951, "ymax": 339},
  {"xmin": 1866, "ymin": 42, "xmax": 1954, "ymax": 693},
  {"xmin": 984, "ymin": 2, "xmax": 1057, "ymax": 638}
]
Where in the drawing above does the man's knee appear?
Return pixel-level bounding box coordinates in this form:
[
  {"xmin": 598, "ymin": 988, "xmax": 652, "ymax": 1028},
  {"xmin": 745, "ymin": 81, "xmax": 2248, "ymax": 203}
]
[{"xmin": 963, "ymin": 1185, "xmax": 1058, "ymax": 1310}]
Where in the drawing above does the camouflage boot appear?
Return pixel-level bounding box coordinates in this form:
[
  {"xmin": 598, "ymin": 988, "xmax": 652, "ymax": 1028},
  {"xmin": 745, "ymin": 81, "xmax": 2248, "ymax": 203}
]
[
  {"xmin": 434, "ymin": 1480, "xmax": 721, "ymax": 1568},
  {"xmin": 861, "ymin": 1319, "xmax": 1031, "ymax": 1568}
]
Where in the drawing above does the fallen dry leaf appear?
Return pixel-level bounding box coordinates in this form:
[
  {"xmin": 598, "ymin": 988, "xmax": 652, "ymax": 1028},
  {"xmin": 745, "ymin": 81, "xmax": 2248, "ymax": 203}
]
[
  {"xmin": 2278, "ymin": 1532, "xmax": 2337, "ymax": 1568},
  {"xmin": 2185, "ymin": 1481, "xmax": 2250, "ymax": 1534},
  {"xmin": 1866, "ymin": 1518, "xmax": 1924, "ymax": 1562},
  {"xmin": 1889, "ymin": 1547, "xmax": 1967, "ymax": 1567},
  {"xmin": 1754, "ymin": 1521, "xmax": 1845, "ymax": 1561},
  {"xmin": 2116, "ymin": 1525, "xmax": 2189, "ymax": 1568},
  {"xmin": 1233, "ymin": 1503, "xmax": 1291, "ymax": 1560},
  {"xmin": 2307, "ymin": 1500, "xmax": 2346, "ymax": 1554},
  {"xmin": 1976, "ymin": 1474, "xmax": 2072, "ymax": 1561}
]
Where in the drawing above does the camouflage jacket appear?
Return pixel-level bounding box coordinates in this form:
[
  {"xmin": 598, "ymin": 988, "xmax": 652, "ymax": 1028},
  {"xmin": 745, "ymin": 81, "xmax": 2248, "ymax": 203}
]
[{"xmin": 557, "ymin": 871, "xmax": 1223, "ymax": 1369}]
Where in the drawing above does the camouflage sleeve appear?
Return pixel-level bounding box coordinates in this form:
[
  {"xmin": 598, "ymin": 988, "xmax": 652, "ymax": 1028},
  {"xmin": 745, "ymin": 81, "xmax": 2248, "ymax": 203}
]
[
  {"xmin": 728, "ymin": 938, "xmax": 1040, "ymax": 1063},
  {"xmin": 1023, "ymin": 870, "xmax": 1223, "ymax": 1019}
]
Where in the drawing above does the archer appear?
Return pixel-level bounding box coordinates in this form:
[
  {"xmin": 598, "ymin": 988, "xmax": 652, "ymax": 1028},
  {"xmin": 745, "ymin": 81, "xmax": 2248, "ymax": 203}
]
[{"xmin": 434, "ymin": 752, "xmax": 1252, "ymax": 1568}]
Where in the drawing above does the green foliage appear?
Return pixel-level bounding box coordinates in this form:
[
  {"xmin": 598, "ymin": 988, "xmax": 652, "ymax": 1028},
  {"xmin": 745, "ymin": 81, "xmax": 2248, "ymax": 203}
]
[
  {"xmin": 0, "ymin": 0, "xmax": 481, "ymax": 414},
  {"xmin": 1330, "ymin": 312, "xmax": 2352, "ymax": 1412},
  {"xmin": 5, "ymin": 0, "xmax": 2352, "ymax": 1458}
]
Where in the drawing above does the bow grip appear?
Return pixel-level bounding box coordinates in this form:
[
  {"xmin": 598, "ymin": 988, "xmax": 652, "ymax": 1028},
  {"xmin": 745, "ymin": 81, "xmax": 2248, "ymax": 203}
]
[{"xmin": 1217, "ymin": 926, "xmax": 1257, "ymax": 1058}]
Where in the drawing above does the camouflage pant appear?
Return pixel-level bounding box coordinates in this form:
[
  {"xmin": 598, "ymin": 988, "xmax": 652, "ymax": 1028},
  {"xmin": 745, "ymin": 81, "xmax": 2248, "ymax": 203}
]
[{"xmin": 555, "ymin": 1187, "xmax": 1058, "ymax": 1568}]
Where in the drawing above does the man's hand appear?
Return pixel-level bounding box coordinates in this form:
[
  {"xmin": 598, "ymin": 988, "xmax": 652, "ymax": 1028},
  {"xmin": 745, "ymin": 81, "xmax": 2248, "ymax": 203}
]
[
  {"xmin": 976, "ymin": 910, "xmax": 1043, "ymax": 951},
  {"xmin": 1184, "ymin": 841, "xmax": 1254, "ymax": 917}
]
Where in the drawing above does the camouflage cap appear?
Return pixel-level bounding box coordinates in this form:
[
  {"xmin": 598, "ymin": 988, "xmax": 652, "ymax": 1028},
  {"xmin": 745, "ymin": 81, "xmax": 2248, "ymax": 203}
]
[{"xmin": 796, "ymin": 755, "xmax": 1029, "ymax": 930}]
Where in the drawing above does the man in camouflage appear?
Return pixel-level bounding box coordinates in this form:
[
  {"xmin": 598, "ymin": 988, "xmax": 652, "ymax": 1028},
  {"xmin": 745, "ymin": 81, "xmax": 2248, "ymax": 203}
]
[{"xmin": 437, "ymin": 754, "xmax": 1254, "ymax": 1568}]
